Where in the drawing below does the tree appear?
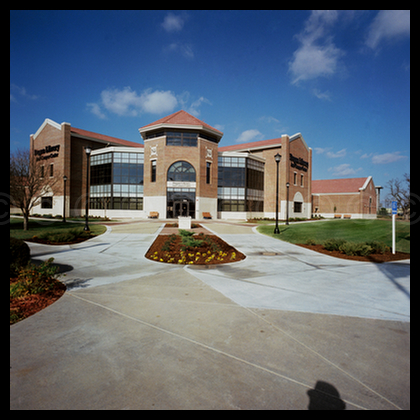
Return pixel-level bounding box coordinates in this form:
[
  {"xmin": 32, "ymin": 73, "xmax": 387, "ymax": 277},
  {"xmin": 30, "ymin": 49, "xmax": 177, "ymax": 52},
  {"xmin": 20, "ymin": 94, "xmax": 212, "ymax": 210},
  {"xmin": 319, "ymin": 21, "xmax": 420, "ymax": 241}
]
[
  {"xmin": 10, "ymin": 149, "xmax": 60, "ymax": 230},
  {"xmin": 386, "ymin": 173, "xmax": 410, "ymax": 220}
]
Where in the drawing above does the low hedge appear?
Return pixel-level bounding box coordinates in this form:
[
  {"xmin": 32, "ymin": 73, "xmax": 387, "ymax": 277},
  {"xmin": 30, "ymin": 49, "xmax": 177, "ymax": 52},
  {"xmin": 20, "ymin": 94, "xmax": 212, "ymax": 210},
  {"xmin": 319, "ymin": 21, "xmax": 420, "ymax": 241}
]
[{"xmin": 322, "ymin": 238, "xmax": 389, "ymax": 257}]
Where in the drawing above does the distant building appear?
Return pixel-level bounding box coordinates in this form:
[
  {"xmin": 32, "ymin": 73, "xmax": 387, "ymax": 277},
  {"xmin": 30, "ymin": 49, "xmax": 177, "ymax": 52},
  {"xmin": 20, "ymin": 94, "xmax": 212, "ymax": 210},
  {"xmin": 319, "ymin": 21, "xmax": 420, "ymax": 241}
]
[
  {"xmin": 312, "ymin": 177, "xmax": 377, "ymax": 219},
  {"xmin": 29, "ymin": 111, "xmax": 377, "ymax": 220}
]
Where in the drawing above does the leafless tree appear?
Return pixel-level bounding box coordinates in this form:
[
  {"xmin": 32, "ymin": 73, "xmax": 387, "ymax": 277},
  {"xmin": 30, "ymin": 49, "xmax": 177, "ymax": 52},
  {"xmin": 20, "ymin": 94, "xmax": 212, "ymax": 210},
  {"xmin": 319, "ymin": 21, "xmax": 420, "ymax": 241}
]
[
  {"xmin": 10, "ymin": 148, "xmax": 60, "ymax": 230},
  {"xmin": 386, "ymin": 173, "xmax": 410, "ymax": 219}
]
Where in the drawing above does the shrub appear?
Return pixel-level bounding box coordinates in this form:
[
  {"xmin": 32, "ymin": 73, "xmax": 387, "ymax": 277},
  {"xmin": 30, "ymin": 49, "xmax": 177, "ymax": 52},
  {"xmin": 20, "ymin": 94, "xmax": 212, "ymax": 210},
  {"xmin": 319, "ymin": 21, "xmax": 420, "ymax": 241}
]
[
  {"xmin": 10, "ymin": 237, "xmax": 30, "ymax": 277},
  {"xmin": 305, "ymin": 238, "xmax": 317, "ymax": 245},
  {"xmin": 365, "ymin": 241, "xmax": 389, "ymax": 254},
  {"xmin": 181, "ymin": 236, "xmax": 203, "ymax": 250},
  {"xmin": 339, "ymin": 242, "xmax": 373, "ymax": 257},
  {"xmin": 38, "ymin": 227, "xmax": 85, "ymax": 243},
  {"xmin": 179, "ymin": 229, "xmax": 194, "ymax": 238},
  {"xmin": 11, "ymin": 258, "xmax": 60, "ymax": 298},
  {"xmin": 323, "ymin": 238, "xmax": 347, "ymax": 251}
]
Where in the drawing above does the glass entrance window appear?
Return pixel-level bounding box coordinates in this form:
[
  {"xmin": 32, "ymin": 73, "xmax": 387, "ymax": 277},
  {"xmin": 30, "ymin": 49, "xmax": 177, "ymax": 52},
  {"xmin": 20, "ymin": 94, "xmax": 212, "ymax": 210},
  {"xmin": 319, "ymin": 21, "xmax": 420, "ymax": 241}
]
[
  {"xmin": 167, "ymin": 161, "xmax": 196, "ymax": 182},
  {"xmin": 167, "ymin": 188, "xmax": 196, "ymax": 218}
]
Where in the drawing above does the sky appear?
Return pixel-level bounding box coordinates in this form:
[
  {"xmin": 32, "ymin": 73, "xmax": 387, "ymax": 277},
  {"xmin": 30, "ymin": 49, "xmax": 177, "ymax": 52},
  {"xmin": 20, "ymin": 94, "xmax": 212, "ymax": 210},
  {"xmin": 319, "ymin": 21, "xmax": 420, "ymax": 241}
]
[{"xmin": 10, "ymin": 10, "xmax": 410, "ymax": 202}]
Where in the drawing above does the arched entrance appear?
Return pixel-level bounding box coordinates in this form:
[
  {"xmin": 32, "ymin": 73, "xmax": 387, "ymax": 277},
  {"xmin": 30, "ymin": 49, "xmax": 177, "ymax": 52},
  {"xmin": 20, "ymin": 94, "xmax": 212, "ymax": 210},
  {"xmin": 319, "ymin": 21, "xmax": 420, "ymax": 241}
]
[{"xmin": 166, "ymin": 161, "xmax": 196, "ymax": 218}]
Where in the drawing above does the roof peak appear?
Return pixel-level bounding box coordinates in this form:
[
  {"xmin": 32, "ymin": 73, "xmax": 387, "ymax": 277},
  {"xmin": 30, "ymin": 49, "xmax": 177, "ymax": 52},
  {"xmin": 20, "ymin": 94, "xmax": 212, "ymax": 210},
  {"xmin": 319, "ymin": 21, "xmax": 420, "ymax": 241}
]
[{"xmin": 138, "ymin": 109, "xmax": 223, "ymax": 138}]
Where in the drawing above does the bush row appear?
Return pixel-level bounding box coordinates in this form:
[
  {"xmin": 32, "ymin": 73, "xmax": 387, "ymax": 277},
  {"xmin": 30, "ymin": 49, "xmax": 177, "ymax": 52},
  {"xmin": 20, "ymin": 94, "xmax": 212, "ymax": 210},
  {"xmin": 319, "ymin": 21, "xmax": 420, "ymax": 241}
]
[{"xmin": 321, "ymin": 238, "xmax": 389, "ymax": 256}]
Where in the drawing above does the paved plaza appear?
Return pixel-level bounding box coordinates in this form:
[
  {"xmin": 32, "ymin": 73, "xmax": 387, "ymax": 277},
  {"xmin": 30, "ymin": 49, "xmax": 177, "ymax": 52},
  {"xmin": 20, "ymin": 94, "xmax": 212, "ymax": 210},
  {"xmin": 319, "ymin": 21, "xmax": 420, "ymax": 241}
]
[{"xmin": 10, "ymin": 221, "xmax": 410, "ymax": 410}]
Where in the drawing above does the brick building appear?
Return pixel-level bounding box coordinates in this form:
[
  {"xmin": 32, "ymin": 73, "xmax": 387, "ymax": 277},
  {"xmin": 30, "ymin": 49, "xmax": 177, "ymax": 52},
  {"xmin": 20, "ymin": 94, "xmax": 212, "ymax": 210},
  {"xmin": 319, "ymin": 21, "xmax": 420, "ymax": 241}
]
[
  {"xmin": 28, "ymin": 111, "xmax": 377, "ymax": 220},
  {"xmin": 312, "ymin": 177, "xmax": 377, "ymax": 219}
]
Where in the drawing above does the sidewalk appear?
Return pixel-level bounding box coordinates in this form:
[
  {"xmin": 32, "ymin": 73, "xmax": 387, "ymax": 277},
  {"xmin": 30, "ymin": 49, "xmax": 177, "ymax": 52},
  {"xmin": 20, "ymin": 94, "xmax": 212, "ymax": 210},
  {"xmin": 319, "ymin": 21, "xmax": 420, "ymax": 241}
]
[{"xmin": 10, "ymin": 221, "xmax": 410, "ymax": 410}]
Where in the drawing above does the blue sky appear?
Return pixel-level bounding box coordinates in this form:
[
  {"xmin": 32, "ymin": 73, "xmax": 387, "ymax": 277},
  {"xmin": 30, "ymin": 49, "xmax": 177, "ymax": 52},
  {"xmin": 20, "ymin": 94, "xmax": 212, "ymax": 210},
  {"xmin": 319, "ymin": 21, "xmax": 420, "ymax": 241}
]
[{"xmin": 10, "ymin": 10, "xmax": 410, "ymax": 200}]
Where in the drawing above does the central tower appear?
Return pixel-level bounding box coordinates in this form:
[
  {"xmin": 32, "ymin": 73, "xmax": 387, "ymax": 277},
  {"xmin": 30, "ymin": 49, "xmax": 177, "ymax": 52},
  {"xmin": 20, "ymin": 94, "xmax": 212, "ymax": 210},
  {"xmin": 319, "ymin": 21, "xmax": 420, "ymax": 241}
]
[{"xmin": 139, "ymin": 110, "xmax": 223, "ymax": 219}]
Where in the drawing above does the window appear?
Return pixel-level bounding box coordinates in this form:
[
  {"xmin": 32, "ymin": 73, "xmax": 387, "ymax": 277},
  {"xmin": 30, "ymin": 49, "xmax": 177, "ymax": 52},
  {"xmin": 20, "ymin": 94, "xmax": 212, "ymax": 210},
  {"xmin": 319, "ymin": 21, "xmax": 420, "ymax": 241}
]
[
  {"xmin": 166, "ymin": 131, "xmax": 198, "ymax": 147},
  {"xmin": 294, "ymin": 202, "xmax": 302, "ymax": 213},
  {"xmin": 91, "ymin": 163, "xmax": 112, "ymax": 185},
  {"xmin": 218, "ymin": 156, "xmax": 264, "ymax": 212},
  {"xmin": 167, "ymin": 161, "xmax": 196, "ymax": 182},
  {"xmin": 151, "ymin": 160, "xmax": 156, "ymax": 182},
  {"xmin": 301, "ymin": 174, "xmax": 304, "ymax": 187},
  {"xmin": 40, "ymin": 165, "xmax": 44, "ymax": 178},
  {"xmin": 41, "ymin": 196, "xmax": 53, "ymax": 209},
  {"xmin": 49, "ymin": 164, "xmax": 54, "ymax": 177},
  {"xmin": 294, "ymin": 172, "xmax": 297, "ymax": 185},
  {"xmin": 206, "ymin": 162, "xmax": 211, "ymax": 184}
]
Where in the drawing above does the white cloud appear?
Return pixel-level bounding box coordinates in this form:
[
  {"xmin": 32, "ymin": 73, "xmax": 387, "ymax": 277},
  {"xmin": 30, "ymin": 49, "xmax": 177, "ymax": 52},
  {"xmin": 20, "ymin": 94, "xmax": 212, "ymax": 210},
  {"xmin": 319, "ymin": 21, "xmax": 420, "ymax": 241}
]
[
  {"xmin": 165, "ymin": 42, "xmax": 194, "ymax": 59},
  {"xmin": 89, "ymin": 87, "xmax": 178, "ymax": 118},
  {"xmin": 329, "ymin": 163, "xmax": 362, "ymax": 176},
  {"xmin": 86, "ymin": 103, "xmax": 106, "ymax": 119},
  {"xmin": 326, "ymin": 148, "xmax": 346, "ymax": 158},
  {"xmin": 10, "ymin": 84, "xmax": 39, "ymax": 102},
  {"xmin": 187, "ymin": 96, "xmax": 211, "ymax": 116},
  {"xmin": 259, "ymin": 116, "xmax": 280, "ymax": 124},
  {"xmin": 101, "ymin": 86, "xmax": 142, "ymax": 116},
  {"xmin": 139, "ymin": 89, "xmax": 178, "ymax": 114},
  {"xmin": 289, "ymin": 10, "xmax": 344, "ymax": 84},
  {"xmin": 314, "ymin": 147, "xmax": 330, "ymax": 154},
  {"xmin": 313, "ymin": 88, "xmax": 332, "ymax": 101},
  {"xmin": 366, "ymin": 10, "xmax": 410, "ymax": 50},
  {"xmin": 161, "ymin": 13, "xmax": 187, "ymax": 32},
  {"xmin": 371, "ymin": 151, "xmax": 407, "ymax": 164},
  {"xmin": 235, "ymin": 129, "xmax": 264, "ymax": 144},
  {"xmin": 315, "ymin": 147, "xmax": 346, "ymax": 158}
]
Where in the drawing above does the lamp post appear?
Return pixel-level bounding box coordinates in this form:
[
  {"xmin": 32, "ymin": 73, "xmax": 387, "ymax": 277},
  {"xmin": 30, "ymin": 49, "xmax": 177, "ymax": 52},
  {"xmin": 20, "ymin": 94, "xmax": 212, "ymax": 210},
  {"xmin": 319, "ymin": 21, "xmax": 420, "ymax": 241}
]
[
  {"xmin": 84, "ymin": 146, "xmax": 91, "ymax": 231},
  {"xmin": 274, "ymin": 153, "xmax": 282, "ymax": 234},
  {"xmin": 286, "ymin": 182, "xmax": 290, "ymax": 225},
  {"xmin": 63, "ymin": 175, "xmax": 67, "ymax": 222}
]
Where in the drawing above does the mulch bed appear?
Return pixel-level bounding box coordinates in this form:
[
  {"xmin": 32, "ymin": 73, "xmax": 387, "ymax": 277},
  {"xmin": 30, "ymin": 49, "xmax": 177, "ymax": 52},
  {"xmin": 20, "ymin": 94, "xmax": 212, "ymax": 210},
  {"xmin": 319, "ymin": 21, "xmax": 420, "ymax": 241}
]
[
  {"xmin": 10, "ymin": 278, "xmax": 66, "ymax": 325},
  {"xmin": 297, "ymin": 243, "xmax": 410, "ymax": 263},
  {"xmin": 145, "ymin": 225, "xmax": 245, "ymax": 265}
]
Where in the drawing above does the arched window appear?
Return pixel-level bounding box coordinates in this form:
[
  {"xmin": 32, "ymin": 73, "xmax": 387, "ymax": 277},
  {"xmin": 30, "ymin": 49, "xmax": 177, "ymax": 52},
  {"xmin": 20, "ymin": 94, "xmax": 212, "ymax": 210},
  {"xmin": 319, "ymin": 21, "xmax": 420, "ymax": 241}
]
[{"xmin": 167, "ymin": 161, "xmax": 196, "ymax": 182}]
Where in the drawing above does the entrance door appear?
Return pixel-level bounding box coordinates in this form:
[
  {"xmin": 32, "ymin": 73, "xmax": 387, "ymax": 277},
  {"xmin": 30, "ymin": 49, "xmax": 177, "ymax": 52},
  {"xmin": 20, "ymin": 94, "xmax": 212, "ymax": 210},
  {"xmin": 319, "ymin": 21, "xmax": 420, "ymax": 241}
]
[{"xmin": 174, "ymin": 200, "xmax": 190, "ymax": 218}]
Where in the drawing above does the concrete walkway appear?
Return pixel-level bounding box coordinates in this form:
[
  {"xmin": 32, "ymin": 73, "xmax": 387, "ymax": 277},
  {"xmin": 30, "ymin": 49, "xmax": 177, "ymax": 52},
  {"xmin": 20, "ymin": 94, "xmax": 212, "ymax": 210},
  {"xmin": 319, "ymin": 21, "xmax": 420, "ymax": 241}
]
[{"xmin": 10, "ymin": 221, "xmax": 410, "ymax": 410}]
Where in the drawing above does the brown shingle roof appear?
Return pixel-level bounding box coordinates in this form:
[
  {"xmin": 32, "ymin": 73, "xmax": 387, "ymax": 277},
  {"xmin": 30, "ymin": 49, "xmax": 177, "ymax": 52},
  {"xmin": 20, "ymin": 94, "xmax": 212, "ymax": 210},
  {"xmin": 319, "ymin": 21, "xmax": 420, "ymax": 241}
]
[
  {"xmin": 312, "ymin": 177, "xmax": 369, "ymax": 194},
  {"xmin": 219, "ymin": 137, "xmax": 283, "ymax": 152},
  {"xmin": 139, "ymin": 110, "xmax": 223, "ymax": 135},
  {"xmin": 71, "ymin": 127, "xmax": 143, "ymax": 148}
]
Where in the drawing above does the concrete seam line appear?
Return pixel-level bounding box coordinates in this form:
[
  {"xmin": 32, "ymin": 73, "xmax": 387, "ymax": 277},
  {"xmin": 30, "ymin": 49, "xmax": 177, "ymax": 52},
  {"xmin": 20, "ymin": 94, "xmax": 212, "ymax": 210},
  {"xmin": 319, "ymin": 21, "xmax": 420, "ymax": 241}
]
[
  {"xmin": 68, "ymin": 292, "xmax": 369, "ymax": 410},
  {"xmin": 243, "ymin": 306, "xmax": 403, "ymax": 410}
]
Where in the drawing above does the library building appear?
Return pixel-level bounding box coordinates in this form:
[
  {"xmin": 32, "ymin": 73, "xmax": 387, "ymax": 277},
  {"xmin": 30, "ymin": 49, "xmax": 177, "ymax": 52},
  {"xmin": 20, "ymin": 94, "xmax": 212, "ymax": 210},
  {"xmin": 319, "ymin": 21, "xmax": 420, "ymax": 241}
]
[{"xmin": 29, "ymin": 110, "xmax": 378, "ymax": 220}]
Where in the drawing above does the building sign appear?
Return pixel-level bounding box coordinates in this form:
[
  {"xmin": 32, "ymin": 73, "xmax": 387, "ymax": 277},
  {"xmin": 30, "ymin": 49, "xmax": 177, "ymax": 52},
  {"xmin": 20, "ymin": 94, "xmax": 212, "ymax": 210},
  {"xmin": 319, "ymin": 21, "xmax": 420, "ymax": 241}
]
[
  {"xmin": 290, "ymin": 153, "xmax": 308, "ymax": 172},
  {"xmin": 34, "ymin": 145, "xmax": 60, "ymax": 161}
]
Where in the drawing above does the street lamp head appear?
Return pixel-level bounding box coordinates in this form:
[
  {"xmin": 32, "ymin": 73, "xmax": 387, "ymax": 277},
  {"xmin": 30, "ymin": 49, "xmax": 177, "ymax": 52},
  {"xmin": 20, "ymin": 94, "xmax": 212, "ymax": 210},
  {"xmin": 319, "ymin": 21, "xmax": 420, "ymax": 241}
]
[
  {"xmin": 85, "ymin": 146, "xmax": 92, "ymax": 155},
  {"xmin": 286, "ymin": 182, "xmax": 289, "ymax": 187},
  {"xmin": 274, "ymin": 153, "xmax": 281, "ymax": 163},
  {"xmin": 63, "ymin": 175, "xmax": 67, "ymax": 182}
]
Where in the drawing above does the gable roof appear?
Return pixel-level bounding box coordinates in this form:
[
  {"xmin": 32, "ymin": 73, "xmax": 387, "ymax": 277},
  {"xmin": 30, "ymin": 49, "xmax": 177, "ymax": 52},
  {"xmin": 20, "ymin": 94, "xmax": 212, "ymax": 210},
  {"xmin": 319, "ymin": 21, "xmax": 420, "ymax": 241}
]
[
  {"xmin": 218, "ymin": 133, "xmax": 308, "ymax": 153},
  {"xmin": 219, "ymin": 137, "xmax": 283, "ymax": 153},
  {"xmin": 138, "ymin": 110, "xmax": 223, "ymax": 140},
  {"xmin": 71, "ymin": 127, "xmax": 143, "ymax": 148},
  {"xmin": 312, "ymin": 177, "xmax": 371, "ymax": 194}
]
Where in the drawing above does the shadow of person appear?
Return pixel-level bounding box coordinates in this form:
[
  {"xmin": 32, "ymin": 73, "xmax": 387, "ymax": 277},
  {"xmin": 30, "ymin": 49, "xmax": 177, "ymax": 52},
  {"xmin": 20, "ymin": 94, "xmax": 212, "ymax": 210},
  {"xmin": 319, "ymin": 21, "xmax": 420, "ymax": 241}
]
[{"xmin": 307, "ymin": 381, "xmax": 346, "ymax": 410}]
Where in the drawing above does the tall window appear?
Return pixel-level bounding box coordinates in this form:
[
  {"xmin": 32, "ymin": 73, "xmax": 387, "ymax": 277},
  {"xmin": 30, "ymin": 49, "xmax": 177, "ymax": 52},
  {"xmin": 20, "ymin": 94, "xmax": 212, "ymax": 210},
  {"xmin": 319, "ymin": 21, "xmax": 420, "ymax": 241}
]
[
  {"xmin": 151, "ymin": 160, "xmax": 156, "ymax": 182},
  {"xmin": 206, "ymin": 162, "xmax": 211, "ymax": 184},
  {"xmin": 167, "ymin": 161, "xmax": 196, "ymax": 182}
]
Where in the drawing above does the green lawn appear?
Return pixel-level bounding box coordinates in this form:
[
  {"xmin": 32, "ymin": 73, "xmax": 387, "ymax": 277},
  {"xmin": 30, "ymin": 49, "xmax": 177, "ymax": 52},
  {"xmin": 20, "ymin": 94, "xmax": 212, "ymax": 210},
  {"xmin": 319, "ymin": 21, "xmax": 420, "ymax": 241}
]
[
  {"xmin": 10, "ymin": 217, "xmax": 107, "ymax": 241},
  {"xmin": 257, "ymin": 219, "xmax": 410, "ymax": 253}
]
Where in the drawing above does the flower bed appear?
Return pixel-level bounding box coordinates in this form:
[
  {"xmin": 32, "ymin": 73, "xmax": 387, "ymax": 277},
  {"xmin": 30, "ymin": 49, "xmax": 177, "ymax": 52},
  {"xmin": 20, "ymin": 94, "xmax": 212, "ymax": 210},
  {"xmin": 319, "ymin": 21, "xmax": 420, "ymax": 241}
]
[{"xmin": 145, "ymin": 230, "xmax": 245, "ymax": 265}]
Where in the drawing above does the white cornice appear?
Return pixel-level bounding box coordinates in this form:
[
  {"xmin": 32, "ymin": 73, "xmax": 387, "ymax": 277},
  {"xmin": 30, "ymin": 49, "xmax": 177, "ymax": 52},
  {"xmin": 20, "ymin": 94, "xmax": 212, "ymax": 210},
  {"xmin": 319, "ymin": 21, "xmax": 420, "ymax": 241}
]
[
  {"xmin": 33, "ymin": 118, "xmax": 62, "ymax": 139},
  {"xmin": 139, "ymin": 123, "xmax": 223, "ymax": 140}
]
